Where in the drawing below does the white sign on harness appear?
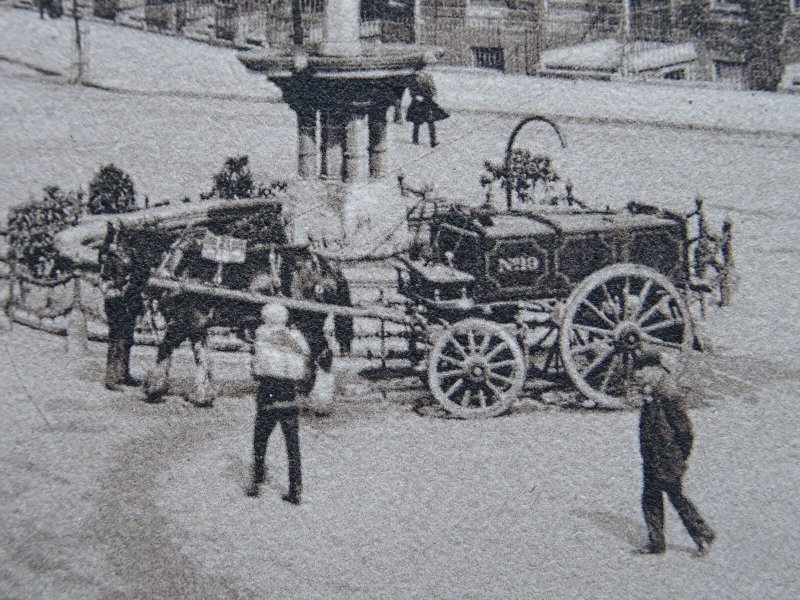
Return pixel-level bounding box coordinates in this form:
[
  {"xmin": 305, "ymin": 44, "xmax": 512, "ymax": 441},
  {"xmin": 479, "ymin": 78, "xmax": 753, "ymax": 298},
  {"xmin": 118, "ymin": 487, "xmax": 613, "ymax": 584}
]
[{"xmin": 201, "ymin": 232, "xmax": 248, "ymax": 264}]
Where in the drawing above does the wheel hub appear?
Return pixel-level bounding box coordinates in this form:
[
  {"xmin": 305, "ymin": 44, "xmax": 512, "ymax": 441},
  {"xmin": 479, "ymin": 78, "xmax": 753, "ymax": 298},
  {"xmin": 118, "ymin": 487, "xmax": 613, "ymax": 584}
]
[
  {"xmin": 614, "ymin": 322, "xmax": 642, "ymax": 353},
  {"xmin": 465, "ymin": 358, "xmax": 489, "ymax": 383}
]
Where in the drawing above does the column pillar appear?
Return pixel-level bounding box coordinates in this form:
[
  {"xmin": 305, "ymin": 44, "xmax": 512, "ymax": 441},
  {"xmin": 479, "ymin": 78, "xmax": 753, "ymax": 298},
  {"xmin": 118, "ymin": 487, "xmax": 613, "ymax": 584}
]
[
  {"xmin": 321, "ymin": 111, "xmax": 345, "ymax": 180},
  {"xmin": 368, "ymin": 107, "xmax": 389, "ymax": 179},
  {"xmin": 320, "ymin": 0, "xmax": 361, "ymax": 57},
  {"xmin": 342, "ymin": 115, "xmax": 360, "ymax": 183},
  {"xmin": 297, "ymin": 106, "xmax": 317, "ymax": 179}
]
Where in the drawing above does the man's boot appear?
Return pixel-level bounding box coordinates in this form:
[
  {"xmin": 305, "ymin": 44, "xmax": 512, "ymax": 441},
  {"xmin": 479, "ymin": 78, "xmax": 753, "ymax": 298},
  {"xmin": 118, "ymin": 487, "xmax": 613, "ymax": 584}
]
[
  {"xmin": 282, "ymin": 488, "xmax": 301, "ymax": 505},
  {"xmin": 694, "ymin": 530, "xmax": 715, "ymax": 557},
  {"xmin": 246, "ymin": 462, "xmax": 265, "ymax": 497}
]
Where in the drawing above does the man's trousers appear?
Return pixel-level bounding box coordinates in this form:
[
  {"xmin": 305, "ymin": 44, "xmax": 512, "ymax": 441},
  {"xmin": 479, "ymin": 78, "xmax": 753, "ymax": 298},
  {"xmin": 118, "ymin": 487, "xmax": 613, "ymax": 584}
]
[
  {"xmin": 642, "ymin": 475, "xmax": 712, "ymax": 549},
  {"xmin": 252, "ymin": 404, "xmax": 302, "ymax": 498},
  {"xmin": 412, "ymin": 122, "xmax": 437, "ymax": 147}
]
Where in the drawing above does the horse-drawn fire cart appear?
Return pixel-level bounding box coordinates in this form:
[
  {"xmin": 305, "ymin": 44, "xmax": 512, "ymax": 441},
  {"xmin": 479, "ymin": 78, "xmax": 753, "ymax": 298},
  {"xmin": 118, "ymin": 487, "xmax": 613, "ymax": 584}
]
[
  {"xmin": 134, "ymin": 117, "xmax": 733, "ymax": 417},
  {"xmin": 393, "ymin": 196, "xmax": 732, "ymax": 416}
]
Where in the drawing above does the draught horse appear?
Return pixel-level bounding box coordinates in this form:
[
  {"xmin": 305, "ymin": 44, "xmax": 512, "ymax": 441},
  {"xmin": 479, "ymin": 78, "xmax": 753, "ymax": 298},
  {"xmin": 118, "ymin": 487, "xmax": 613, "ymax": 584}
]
[{"xmin": 97, "ymin": 213, "xmax": 353, "ymax": 406}]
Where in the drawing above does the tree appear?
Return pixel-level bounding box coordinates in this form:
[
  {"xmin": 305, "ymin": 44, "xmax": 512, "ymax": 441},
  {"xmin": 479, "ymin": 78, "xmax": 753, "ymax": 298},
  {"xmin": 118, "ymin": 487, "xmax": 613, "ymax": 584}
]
[
  {"xmin": 88, "ymin": 164, "xmax": 137, "ymax": 214},
  {"xmin": 210, "ymin": 156, "xmax": 255, "ymax": 200}
]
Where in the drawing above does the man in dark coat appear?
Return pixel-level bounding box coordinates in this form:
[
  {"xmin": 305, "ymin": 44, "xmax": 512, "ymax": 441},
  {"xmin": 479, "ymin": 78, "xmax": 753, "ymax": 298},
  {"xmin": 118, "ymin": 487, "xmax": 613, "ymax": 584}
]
[
  {"xmin": 104, "ymin": 294, "xmax": 142, "ymax": 390},
  {"xmin": 247, "ymin": 303, "xmax": 313, "ymax": 504},
  {"xmin": 631, "ymin": 350, "xmax": 715, "ymax": 556},
  {"xmin": 99, "ymin": 227, "xmax": 143, "ymax": 391},
  {"xmin": 406, "ymin": 72, "xmax": 449, "ymax": 147}
]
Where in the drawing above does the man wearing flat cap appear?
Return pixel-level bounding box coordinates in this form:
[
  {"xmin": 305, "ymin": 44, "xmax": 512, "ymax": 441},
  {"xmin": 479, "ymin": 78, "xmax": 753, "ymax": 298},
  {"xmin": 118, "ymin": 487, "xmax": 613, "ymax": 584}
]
[{"xmin": 631, "ymin": 349, "xmax": 715, "ymax": 556}]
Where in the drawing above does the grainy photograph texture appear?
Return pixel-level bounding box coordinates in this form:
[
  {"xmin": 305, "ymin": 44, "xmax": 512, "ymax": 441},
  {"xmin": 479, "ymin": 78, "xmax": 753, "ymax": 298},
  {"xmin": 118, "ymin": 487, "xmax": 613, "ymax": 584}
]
[{"xmin": 0, "ymin": 0, "xmax": 798, "ymax": 598}]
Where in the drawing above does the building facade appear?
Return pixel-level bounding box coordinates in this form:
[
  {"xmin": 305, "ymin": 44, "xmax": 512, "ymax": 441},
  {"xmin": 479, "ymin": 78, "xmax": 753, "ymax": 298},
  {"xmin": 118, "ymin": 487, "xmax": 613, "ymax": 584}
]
[{"xmin": 52, "ymin": 0, "xmax": 800, "ymax": 88}]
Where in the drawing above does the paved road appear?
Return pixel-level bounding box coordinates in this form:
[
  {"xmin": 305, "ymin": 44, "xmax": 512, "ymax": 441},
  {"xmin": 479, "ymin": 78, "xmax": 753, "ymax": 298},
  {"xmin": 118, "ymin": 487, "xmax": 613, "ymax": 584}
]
[{"xmin": 1, "ymin": 65, "xmax": 799, "ymax": 598}]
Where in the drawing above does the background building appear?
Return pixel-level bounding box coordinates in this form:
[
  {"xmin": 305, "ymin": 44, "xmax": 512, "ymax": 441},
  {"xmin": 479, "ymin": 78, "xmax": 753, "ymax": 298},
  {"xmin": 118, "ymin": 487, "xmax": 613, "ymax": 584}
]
[{"xmin": 13, "ymin": 0, "xmax": 799, "ymax": 89}]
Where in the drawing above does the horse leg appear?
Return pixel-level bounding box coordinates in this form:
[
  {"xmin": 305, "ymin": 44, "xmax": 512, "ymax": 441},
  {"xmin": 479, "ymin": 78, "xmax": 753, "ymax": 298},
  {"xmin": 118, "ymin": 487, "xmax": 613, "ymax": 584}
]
[
  {"xmin": 143, "ymin": 325, "xmax": 183, "ymax": 402},
  {"xmin": 187, "ymin": 332, "xmax": 215, "ymax": 408}
]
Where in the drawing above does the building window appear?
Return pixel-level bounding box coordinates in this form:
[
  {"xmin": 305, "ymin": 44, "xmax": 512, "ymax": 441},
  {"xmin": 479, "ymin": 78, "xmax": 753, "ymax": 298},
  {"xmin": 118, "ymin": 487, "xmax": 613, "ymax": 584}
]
[
  {"xmin": 473, "ymin": 47, "xmax": 505, "ymax": 70},
  {"xmin": 664, "ymin": 68, "xmax": 686, "ymax": 81}
]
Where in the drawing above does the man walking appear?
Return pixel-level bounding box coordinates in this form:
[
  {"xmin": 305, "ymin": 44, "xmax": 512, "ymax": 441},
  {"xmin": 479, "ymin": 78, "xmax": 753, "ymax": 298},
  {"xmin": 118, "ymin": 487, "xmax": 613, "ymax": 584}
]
[
  {"xmin": 631, "ymin": 350, "xmax": 715, "ymax": 556},
  {"xmin": 247, "ymin": 303, "xmax": 311, "ymax": 504},
  {"xmin": 406, "ymin": 71, "xmax": 449, "ymax": 147}
]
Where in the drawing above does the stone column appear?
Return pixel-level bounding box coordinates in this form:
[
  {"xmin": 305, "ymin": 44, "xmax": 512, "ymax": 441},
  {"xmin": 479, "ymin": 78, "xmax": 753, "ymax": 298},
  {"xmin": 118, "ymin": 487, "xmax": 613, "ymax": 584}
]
[
  {"xmin": 297, "ymin": 106, "xmax": 317, "ymax": 179},
  {"xmin": 342, "ymin": 115, "xmax": 360, "ymax": 182},
  {"xmin": 320, "ymin": 111, "xmax": 345, "ymax": 180},
  {"xmin": 320, "ymin": 0, "xmax": 361, "ymax": 57},
  {"xmin": 368, "ymin": 107, "xmax": 389, "ymax": 179}
]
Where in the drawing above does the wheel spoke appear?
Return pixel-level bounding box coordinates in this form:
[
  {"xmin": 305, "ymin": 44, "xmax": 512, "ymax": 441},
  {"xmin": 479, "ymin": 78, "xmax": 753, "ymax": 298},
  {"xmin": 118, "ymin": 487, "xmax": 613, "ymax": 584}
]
[
  {"xmin": 477, "ymin": 388, "xmax": 487, "ymax": 408},
  {"xmin": 642, "ymin": 318, "xmax": 684, "ymax": 333},
  {"xmin": 450, "ymin": 336, "xmax": 468, "ymax": 358},
  {"xmin": 485, "ymin": 381, "xmax": 505, "ymax": 401},
  {"xmin": 637, "ymin": 296, "xmax": 669, "ymax": 326},
  {"xmin": 477, "ymin": 333, "xmax": 492, "ymax": 355},
  {"xmin": 599, "ymin": 354, "xmax": 621, "ymax": 393},
  {"xmin": 460, "ymin": 388, "xmax": 472, "ymax": 407},
  {"xmin": 641, "ymin": 332, "xmax": 682, "ymax": 350},
  {"xmin": 487, "ymin": 358, "xmax": 519, "ymax": 369},
  {"xmin": 438, "ymin": 354, "xmax": 466, "ymax": 368},
  {"xmin": 581, "ymin": 298, "xmax": 617, "ymax": 328},
  {"xmin": 637, "ymin": 279, "xmax": 654, "ymax": 314},
  {"xmin": 444, "ymin": 378, "xmax": 465, "ymax": 399},
  {"xmin": 621, "ymin": 352, "xmax": 632, "ymax": 380},
  {"xmin": 601, "ymin": 284, "xmax": 619, "ymax": 320},
  {"xmin": 573, "ymin": 324, "xmax": 614, "ymax": 339},
  {"xmin": 437, "ymin": 368, "xmax": 465, "ymax": 379},
  {"xmin": 488, "ymin": 372, "xmax": 515, "ymax": 386},
  {"xmin": 467, "ymin": 329, "xmax": 477, "ymax": 353},
  {"xmin": 484, "ymin": 341, "xmax": 509, "ymax": 361},
  {"xmin": 570, "ymin": 340, "xmax": 612, "ymax": 356},
  {"xmin": 579, "ymin": 347, "xmax": 614, "ymax": 377}
]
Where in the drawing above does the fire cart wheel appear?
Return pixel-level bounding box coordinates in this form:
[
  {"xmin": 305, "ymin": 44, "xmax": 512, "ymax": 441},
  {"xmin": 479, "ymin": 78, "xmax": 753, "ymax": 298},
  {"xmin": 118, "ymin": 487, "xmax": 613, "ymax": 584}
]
[
  {"xmin": 559, "ymin": 263, "xmax": 694, "ymax": 409},
  {"xmin": 428, "ymin": 318, "xmax": 526, "ymax": 419}
]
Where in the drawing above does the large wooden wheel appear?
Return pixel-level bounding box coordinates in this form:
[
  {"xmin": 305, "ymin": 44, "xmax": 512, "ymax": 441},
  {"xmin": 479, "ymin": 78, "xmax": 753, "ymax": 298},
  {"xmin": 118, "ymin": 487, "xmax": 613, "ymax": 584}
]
[
  {"xmin": 559, "ymin": 263, "xmax": 694, "ymax": 409},
  {"xmin": 428, "ymin": 319, "xmax": 526, "ymax": 419}
]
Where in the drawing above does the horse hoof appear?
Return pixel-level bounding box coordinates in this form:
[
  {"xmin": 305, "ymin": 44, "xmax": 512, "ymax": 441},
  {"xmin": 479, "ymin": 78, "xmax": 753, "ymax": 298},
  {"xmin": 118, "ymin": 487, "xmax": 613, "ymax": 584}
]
[
  {"xmin": 143, "ymin": 380, "xmax": 166, "ymax": 398},
  {"xmin": 185, "ymin": 396, "xmax": 215, "ymax": 408},
  {"xmin": 143, "ymin": 393, "xmax": 166, "ymax": 404},
  {"xmin": 143, "ymin": 384, "xmax": 166, "ymax": 403}
]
